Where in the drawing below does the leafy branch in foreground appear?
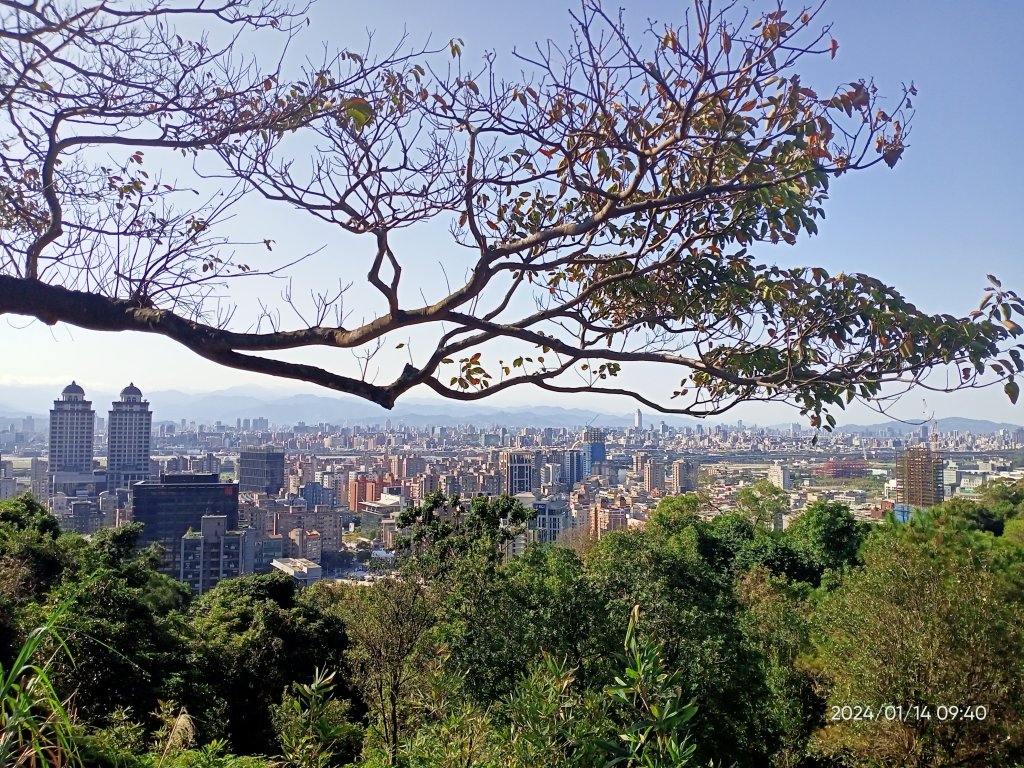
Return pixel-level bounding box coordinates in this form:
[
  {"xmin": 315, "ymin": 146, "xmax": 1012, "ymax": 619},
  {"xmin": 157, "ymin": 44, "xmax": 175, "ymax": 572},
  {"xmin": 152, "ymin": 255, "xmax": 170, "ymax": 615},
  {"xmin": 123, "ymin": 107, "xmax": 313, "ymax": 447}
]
[
  {"xmin": 273, "ymin": 668, "xmax": 362, "ymax": 768},
  {"xmin": 605, "ymin": 606, "xmax": 699, "ymax": 768},
  {"xmin": 0, "ymin": 0, "xmax": 1020, "ymax": 423}
]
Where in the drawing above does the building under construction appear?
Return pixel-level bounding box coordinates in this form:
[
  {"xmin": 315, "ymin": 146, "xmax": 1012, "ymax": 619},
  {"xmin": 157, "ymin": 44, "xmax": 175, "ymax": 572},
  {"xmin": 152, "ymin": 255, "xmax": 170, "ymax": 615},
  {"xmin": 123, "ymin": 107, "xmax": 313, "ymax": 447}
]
[
  {"xmin": 811, "ymin": 458, "xmax": 868, "ymax": 478},
  {"xmin": 895, "ymin": 445, "xmax": 944, "ymax": 508}
]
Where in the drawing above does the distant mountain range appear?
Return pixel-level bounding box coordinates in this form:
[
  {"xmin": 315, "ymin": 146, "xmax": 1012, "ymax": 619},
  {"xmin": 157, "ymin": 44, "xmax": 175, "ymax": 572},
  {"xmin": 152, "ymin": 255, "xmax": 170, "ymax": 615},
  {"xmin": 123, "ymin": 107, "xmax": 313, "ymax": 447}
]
[
  {"xmin": 832, "ymin": 417, "xmax": 1023, "ymax": 436},
  {"xmin": 0, "ymin": 384, "xmax": 1020, "ymax": 434},
  {"xmin": 0, "ymin": 385, "xmax": 695, "ymax": 429}
]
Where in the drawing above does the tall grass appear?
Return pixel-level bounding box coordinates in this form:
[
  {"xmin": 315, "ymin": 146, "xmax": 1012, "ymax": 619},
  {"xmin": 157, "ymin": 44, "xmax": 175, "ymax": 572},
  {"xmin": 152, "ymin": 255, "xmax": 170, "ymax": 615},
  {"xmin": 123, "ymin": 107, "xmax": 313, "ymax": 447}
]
[{"xmin": 0, "ymin": 607, "xmax": 80, "ymax": 767}]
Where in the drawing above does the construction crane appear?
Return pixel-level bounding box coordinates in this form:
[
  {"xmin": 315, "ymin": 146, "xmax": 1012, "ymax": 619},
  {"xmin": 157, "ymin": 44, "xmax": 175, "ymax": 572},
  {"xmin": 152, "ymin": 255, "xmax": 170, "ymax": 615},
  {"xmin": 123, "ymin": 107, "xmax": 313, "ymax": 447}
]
[{"xmin": 922, "ymin": 399, "xmax": 939, "ymax": 444}]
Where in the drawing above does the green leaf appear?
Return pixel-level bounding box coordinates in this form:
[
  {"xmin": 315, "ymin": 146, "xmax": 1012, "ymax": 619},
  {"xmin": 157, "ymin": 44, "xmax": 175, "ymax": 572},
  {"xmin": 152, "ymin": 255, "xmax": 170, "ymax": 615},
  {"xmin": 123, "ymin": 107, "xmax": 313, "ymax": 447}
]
[
  {"xmin": 1006, "ymin": 380, "xmax": 1020, "ymax": 405},
  {"xmin": 343, "ymin": 97, "xmax": 374, "ymax": 129}
]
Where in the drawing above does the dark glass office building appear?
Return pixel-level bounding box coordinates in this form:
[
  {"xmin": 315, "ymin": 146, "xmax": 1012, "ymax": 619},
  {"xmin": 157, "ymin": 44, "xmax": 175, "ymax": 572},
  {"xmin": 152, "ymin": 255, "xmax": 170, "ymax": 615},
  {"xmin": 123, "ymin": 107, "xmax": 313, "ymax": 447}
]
[
  {"xmin": 238, "ymin": 446, "xmax": 286, "ymax": 494},
  {"xmin": 131, "ymin": 473, "xmax": 239, "ymax": 575}
]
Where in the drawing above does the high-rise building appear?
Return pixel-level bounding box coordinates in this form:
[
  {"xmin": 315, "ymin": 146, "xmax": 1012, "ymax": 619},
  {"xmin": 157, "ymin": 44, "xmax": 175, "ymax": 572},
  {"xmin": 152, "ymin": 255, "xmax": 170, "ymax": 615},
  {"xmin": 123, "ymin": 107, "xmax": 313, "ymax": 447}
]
[
  {"xmin": 347, "ymin": 472, "xmax": 380, "ymax": 511},
  {"xmin": 633, "ymin": 452, "xmax": 649, "ymax": 474},
  {"xmin": 131, "ymin": 473, "xmax": 239, "ymax": 576},
  {"xmin": 179, "ymin": 515, "xmax": 253, "ymax": 594},
  {"xmin": 48, "ymin": 381, "xmax": 96, "ymax": 495},
  {"xmin": 106, "ymin": 384, "xmax": 152, "ymax": 490},
  {"xmin": 500, "ymin": 450, "xmax": 537, "ymax": 495},
  {"xmin": 670, "ymin": 459, "xmax": 700, "ymax": 494},
  {"xmin": 767, "ymin": 463, "xmax": 792, "ymax": 490},
  {"xmin": 634, "ymin": 409, "xmax": 643, "ymax": 429},
  {"xmin": 29, "ymin": 458, "xmax": 48, "ymax": 500},
  {"xmin": 540, "ymin": 463, "xmax": 562, "ymax": 489},
  {"xmin": 643, "ymin": 459, "xmax": 666, "ymax": 493},
  {"xmin": 559, "ymin": 449, "xmax": 584, "ymax": 489},
  {"xmin": 896, "ymin": 446, "xmax": 944, "ymax": 509},
  {"xmin": 238, "ymin": 446, "xmax": 285, "ymax": 495},
  {"xmin": 581, "ymin": 427, "xmax": 606, "ymax": 476}
]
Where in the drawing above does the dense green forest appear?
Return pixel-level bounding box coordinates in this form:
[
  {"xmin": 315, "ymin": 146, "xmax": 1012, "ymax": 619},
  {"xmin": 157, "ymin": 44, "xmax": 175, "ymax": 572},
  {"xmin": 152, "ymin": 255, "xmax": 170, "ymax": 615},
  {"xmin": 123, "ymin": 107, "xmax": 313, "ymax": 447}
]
[{"xmin": 2, "ymin": 482, "xmax": 1023, "ymax": 768}]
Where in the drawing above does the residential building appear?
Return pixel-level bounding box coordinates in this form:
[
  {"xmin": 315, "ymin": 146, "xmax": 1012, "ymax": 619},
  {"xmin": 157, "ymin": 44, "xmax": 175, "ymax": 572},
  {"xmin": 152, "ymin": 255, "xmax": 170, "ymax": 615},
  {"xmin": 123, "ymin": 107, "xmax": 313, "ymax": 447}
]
[
  {"xmin": 767, "ymin": 463, "xmax": 792, "ymax": 490},
  {"xmin": 30, "ymin": 458, "xmax": 48, "ymax": 499},
  {"xmin": 670, "ymin": 459, "xmax": 700, "ymax": 494},
  {"xmin": 597, "ymin": 507, "xmax": 627, "ymax": 537},
  {"xmin": 179, "ymin": 514, "xmax": 254, "ymax": 594},
  {"xmin": 348, "ymin": 472, "xmax": 380, "ymax": 511},
  {"xmin": 643, "ymin": 459, "xmax": 666, "ymax": 493}
]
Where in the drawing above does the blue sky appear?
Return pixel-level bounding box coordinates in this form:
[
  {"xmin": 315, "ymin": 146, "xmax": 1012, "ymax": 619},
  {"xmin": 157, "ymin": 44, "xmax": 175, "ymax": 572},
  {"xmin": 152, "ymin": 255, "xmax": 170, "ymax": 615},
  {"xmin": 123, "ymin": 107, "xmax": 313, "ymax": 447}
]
[{"xmin": 2, "ymin": 0, "xmax": 1023, "ymax": 425}]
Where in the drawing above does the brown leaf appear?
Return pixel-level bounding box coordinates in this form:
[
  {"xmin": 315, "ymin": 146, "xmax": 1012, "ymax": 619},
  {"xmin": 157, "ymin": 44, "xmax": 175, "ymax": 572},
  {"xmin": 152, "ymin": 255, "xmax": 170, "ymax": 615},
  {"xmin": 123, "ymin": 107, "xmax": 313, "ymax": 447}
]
[
  {"xmin": 882, "ymin": 145, "xmax": 904, "ymax": 168},
  {"xmin": 830, "ymin": 39, "xmax": 839, "ymax": 59}
]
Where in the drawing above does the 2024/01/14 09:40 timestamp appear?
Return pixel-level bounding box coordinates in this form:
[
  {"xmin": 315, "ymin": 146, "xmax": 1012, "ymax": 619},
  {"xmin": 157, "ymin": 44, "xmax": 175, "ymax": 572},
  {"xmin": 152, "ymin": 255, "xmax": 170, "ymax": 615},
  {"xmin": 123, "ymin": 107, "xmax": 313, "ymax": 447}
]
[{"xmin": 830, "ymin": 705, "xmax": 989, "ymax": 722}]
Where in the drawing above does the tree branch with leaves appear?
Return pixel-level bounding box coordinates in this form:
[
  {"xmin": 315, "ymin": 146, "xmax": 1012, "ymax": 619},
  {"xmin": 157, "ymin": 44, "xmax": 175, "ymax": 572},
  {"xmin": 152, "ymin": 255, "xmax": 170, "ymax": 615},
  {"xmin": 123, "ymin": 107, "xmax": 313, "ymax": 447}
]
[{"xmin": 1, "ymin": 0, "xmax": 1020, "ymax": 425}]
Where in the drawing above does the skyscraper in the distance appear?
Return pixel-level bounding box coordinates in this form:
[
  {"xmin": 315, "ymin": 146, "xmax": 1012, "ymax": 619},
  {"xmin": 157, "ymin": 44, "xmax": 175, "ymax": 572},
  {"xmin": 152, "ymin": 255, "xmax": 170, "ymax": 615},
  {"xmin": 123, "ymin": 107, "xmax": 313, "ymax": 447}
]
[
  {"xmin": 238, "ymin": 446, "xmax": 286, "ymax": 494},
  {"xmin": 500, "ymin": 450, "xmax": 537, "ymax": 495},
  {"xmin": 48, "ymin": 381, "xmax": 95, "ymax": 495},
  {"xmin": 670, "ymin": 459, "xmax": 700, "ymax": 494},
  {"xmin": 106, "ymin": 383, "xmax": 152, "ymax": 490},
  {"xmin": 634, "ymin": 409, "xmax": 643, "ymax": 429},
  {"xmin": 581, "ymin": 427, "xmax": 606, "ymax": 476}
]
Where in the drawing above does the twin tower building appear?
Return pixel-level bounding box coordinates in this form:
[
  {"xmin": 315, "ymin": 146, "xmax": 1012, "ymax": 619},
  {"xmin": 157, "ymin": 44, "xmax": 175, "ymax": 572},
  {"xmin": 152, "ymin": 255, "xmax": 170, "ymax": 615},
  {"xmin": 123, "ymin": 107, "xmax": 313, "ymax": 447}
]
[{"xmin": 49, "ymin": 381, "xmax": 151, "ymax": 495}]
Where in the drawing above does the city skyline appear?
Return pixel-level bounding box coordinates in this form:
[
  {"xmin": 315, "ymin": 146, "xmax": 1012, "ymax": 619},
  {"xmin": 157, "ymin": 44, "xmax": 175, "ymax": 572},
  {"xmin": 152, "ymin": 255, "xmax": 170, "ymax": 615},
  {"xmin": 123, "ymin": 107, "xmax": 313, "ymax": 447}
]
[
  {"xmin": 2, "ymin": 378, "xmax": 1022, "ymax": 433},
  {"xmin": 1, "ymin": 0, "xmax": 1022, "ymax": 425}
]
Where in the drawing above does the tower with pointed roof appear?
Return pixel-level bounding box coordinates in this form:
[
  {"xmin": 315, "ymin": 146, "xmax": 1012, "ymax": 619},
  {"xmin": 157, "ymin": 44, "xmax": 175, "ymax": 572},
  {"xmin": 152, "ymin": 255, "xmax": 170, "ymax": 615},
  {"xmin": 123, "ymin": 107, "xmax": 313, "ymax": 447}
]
[{"xmin": 107, "ymin": 383, "xmax": 153, "ymax": 490}]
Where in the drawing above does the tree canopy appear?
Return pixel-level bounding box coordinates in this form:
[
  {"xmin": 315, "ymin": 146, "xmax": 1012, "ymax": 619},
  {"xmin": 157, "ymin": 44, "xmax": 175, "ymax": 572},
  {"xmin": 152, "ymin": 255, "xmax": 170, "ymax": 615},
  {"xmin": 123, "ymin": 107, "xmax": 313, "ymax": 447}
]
[
  {"xmin": 1, "ymin": 0, "xmax": 1022, "ymax": 423},
  {"xmin": 4, "ymin": 488, "xmax": 1024, "ymax": 766}
]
